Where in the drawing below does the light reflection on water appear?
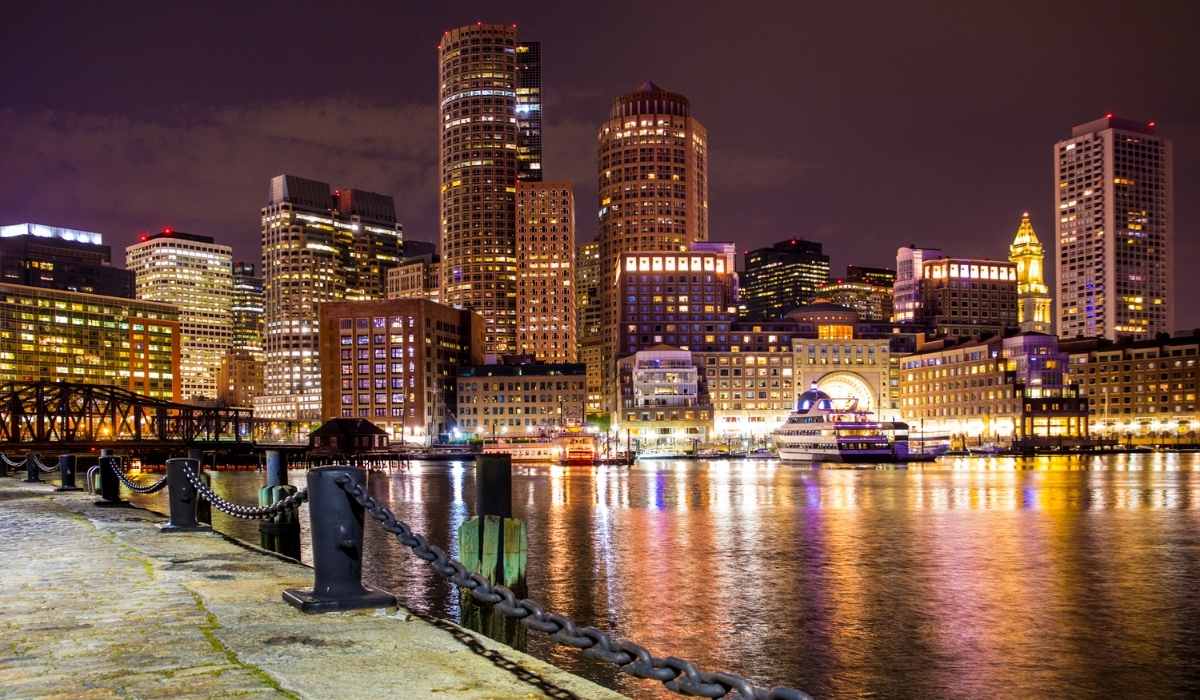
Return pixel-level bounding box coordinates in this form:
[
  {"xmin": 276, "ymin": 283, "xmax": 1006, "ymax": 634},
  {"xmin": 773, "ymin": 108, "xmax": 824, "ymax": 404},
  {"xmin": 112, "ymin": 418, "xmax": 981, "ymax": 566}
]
[{"xmin": 129, "ymin": 454, "xmax": 1200, "ymax": 698}]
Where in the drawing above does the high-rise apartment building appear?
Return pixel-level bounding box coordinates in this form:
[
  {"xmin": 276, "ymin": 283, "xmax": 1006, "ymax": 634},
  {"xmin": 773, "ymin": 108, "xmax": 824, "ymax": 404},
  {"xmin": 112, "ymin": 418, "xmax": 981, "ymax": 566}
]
[
  {"xmin": 1009, "ymin": 212, "xmax": 1052, "ymax": 333},
  {"xmin": 438, "ymin": 23, "xmax": 520, "ymax": 356},
  {"xmin": 1, "ymin": 223, "xmax": 133, "ymax": 298},
  {"xmin": 917, "ymin": 257, "xmax": 1018, "ymax": 339},
  {"xmin": 0, "ymin": 283, "xmax": 180, "ymax": 400},
  {"xmin": 231, "ymin": 262, "xmax": 264, "ymax": 358},
  {"xmin": 597, "ymin": 82, "xmax": 709, "ymax": 403},
  {"xmin": 1055, "ymin": 115, "xmax": 1173, "ymax": 340},
  {"xmin": 386, "ymin": 254, "xmax": 441, "ymax": 303},
  {"xmin": 740, "ymin": 239, "xmax": 830, "ymax": 321},
  {"xmin": 575, "ymin": 241, "xmax": 603, "ymax": 414},
  {"xmin": 893, "ymin": 245, "xmax": 944, "ymax": 322},
  {"xmin": 258, "ymin": 174, "xmax": 402, "ymax": 420},
  {"xmin": 516, "ymin": 181, "xmax": 575, "ymax": 362},
  {"xmin": 516, "ymin": 41, "xmax": 542, "ymax": 182},
  {"xmin": 126, "ymin": 229, "xmax": 232, "ymax": 401}
]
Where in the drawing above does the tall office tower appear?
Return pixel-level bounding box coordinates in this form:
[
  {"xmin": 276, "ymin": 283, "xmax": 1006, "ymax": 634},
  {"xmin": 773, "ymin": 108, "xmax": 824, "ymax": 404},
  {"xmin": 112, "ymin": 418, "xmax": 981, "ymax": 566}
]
[
  {"xmin": 1, "ymin": 223, "xmax": 134, "ymax": 297},
  {"xmin": 438, "ymin": 23, "xmax": 520, "ymax": 356},
  {"xmin": 516, "ymin": 41, "xmax": 543, "ymax": 181},
  {"xmin": 1055, "ymin": 115, "xmax": 1173, "ymax": 340},
  {"xmin": 740, "ymin": 239, "xmax": 830, "ymax": 321},
  {"xmin": 258, "ymin": 174, "xmax": 402, "ymax": 420},
  {"xmin": 126, "ymin": 229, "xmax": 233, "ymax": 401},
  {"xmin": 597, "ymin": 82, "xmax": 709, "ymax": 403},
  {"xmin": 516, "ymin": 181, "xmax": 576, "ymax": 362},
  {"xmin": 1009, "ymin": 212, "xmax": 1052, "ymax": 333},
  {"xmin": 231, "ymin": 262, "xmax": 264, "ymax": 358},
  {"xmin": 575, "ymin": 241, "xmax": 603, "ymax": 414},
  {"xmin": 893, "ymin": 245, "xmax": 944, "ymax": 323},
  {"xmin": 846, "ymin": 265, "xmax": 896, "ymax": 289}
]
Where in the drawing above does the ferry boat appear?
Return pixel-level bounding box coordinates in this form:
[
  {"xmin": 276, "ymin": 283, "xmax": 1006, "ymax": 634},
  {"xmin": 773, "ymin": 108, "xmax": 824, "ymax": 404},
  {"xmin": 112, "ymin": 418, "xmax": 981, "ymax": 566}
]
[
  {"xmin": 772, "ymin": 385, "xmax": 913, "ymax": 463},
  {"xmin": 483, "ymin": 430, "xmax": 598, "ymax": 466}
]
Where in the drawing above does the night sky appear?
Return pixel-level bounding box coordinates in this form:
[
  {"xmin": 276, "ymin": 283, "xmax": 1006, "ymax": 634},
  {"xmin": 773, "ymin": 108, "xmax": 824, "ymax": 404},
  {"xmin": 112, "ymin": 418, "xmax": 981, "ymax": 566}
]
[{"xmin": 3, "ymin": 1, "xmax": 1198, "ymax": 326}]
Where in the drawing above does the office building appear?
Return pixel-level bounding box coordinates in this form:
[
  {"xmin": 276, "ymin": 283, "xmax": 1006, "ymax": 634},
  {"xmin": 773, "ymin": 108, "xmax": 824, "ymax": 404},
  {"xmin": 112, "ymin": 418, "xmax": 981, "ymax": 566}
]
[
  {"xmin": 740, "ymin": 239, "xmax": 830, "ymax": 321},
  {"xmin": 900, "ymin": 333, "xmax": 1089, "ymax": 445},
  {"xmin": 217, "ymin": 350, "xmax": 262, "ymax": 407},
  {"xmin": 516, "ymin": 41, "xmax": 543, "ymax": 182},
  {"xmin": 597, "ymin": 82, "xmax": 709, "ymax": 400},
  {"xmin": 1064, "ymin": 333, "xmax": 1200, "ymax": 443},
  {"xmin": 615, "ymin": 346, "xmax": 711, "ymax": 450},
  {"xmin": 575, "ymin": 241, "xmax": 602, "ymax": 413},
  {"xmin": 387, "ymin": 254, "xmax": 441, "ymax": 303},
  {"xmin": 814, "ymin": 279, "xmax": 893, "ymax": 321},
  {"xmin": 401, "ymin": 238, "xmax": 437, "ymax": 260},
  {"xmin": 438, "ymin": 23, "xmax": 520, "ymax": 355},
  {"xmin": 258, "ymin": 174, "xmax": 402, "ymax": 420},
  {"xmin": 1055, "ymin": 115, "xmax": 1173, "ymax": 340},
  {"xmin": 917, "ymin": 257, "xmax": 1017, "ymax": 339},
  {"xmin": 846, "ymin": 265, "xmax": 895, "ymax": 288},
  {"xmin": 126, "ymin": 229, "xmax": 233, "ymax": 401},
  {"xmin": 231, "ymin": 262, "xmax": 264, "ymax": 358},
  {"xmin": 457, "ymin": 361, "xmax": 586, "ymax": 437},
  {"xmin": 0, "ymin": 283, "xmax": 180, "ymax": 400},
  {"xmin": 1009, "ymin": 212, "xmax": 1052, "ymax": 333},
  {"xmin": 0, "ymin": 223, "xmax": 133, "ymax": 298},
  {"xmin": 516, "ymin": 181, "xmax": 576, "ymax": 362},
  {"xmin": 318, "ymin": 298, "xmax": 483, "ymax": 443},
  {"xmin": 893, "ymin": 245, "xmax": 943, "ymax": 323}
]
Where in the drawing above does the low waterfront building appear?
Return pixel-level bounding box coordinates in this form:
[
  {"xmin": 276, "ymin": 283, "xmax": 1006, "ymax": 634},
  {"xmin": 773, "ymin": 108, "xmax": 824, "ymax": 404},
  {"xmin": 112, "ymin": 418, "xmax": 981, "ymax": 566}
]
[
  {"xmin": 696, "ymin": 322, "xmax": 796, "ymax": 436},
  {"xmin": 1064, "ymin": 334, "xmax": 1200, "ymax": 443},
  {"xmin": 456, "ymin": 361, "xmax": 586, "ymax": 438},
  {"xmin": 318, "ymin": 298, "xmax": 484, "ymax": 444},
  {"xmin": 1, "ymin": 223, "xmax": 134, "ymax": 298},
  {"xmin": 917, "ymin": 256, "xmax": 1017, "ymax": 339},
  {"xmin": 0, "ymin": 283, "xmax": 180, "ymax": 400},
  {"xmin": 615, "ymin": 346, "xmax": 711, "ymax": 451},
  {"xmin": 900, "ymin": 332, "xmax": 1089, "ymax": 444}
]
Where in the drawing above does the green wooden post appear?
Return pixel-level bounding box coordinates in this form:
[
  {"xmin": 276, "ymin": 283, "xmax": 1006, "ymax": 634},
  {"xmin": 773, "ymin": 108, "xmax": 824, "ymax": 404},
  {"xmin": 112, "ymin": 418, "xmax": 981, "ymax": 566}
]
[{"xmin": 457, "ymin": 454, "xmax": 527, "ymax": 649}]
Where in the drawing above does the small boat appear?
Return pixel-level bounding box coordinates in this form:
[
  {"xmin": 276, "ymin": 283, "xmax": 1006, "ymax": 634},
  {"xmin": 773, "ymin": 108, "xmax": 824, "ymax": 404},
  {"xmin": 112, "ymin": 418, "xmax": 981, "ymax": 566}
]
[
  {"xmin": 772, "ymin": 384, "xmax": 912, "ymax": 464},
  {"xmin": 483, "ymin": 430, "xmax": 598, "ymax": 466}
]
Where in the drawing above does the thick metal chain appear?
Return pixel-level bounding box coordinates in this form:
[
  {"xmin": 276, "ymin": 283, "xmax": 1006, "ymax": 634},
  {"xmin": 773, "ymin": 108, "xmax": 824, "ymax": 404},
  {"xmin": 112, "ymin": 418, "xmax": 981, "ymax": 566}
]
[
  {"xmin": 182, "ymin": 464, "xmax": 308, "ymax": 519},
  {"xmin": 110, "ymin": 460, "xmax": 170, "ymax": 494},
  {"xmin": 0, "ymin": 453, "xmax": 26, "ymax": 468},
  {"xmin": 34, "ymin": 456, "xmax": 59, "ymax": 473},
  {"xmin": 335, "ymin": 476, "xmax": 811, "ymax": 700}
]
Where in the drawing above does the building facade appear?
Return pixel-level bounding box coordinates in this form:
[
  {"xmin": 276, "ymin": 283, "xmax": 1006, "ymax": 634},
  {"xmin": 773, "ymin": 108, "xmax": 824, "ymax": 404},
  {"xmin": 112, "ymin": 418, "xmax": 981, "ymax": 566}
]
[
  {"xmin": 386, "ymin": 254, "xmax": 441, "ymax": 303},
  {"xmin": 318, "ymin": 298, "xmax": 483, "ymax": 443},
  {"xmin": 1009, "ymin": 212, "xmax": 1052, "ymax": 333},
  {"xmin": 258, "ymin": 174, "xmax": 402, "ymax": 420},
  {"xmin": 740, "ymin": 239, "xmax": 830, "ymax": 321},
  {"xmin": 615, "ymin": 346, "xmax": 711, "ymax": 451},
  {"xmin": 1, "ymin": 223, "xmax": 133, "ymax": 298},
  {"xmin": 846, "ymin": 265, "xmax": 896, "ymax": 288},
  {"xmin": 515, "ymin": 181, "xmax": 576, "ymax": 362},
  {"xmin": 438, "ymin": 23, "xmax": 520, "ymax": 356},
  {"xmin": 696, "ymin": 324, "xmax": 797, "ymax": 437},
  {"xmin": 917, "ymin": 257, "xmax": 1017, "ymax": 339},
  {"xmin": 893, "ymin": 245, "xmax": 943, "ymax": 322},
  {"xmin": 575, "ymin": 241, "xmax": 602, "ymax": 413},
  {"xmin": 814, "ymin": 279, "xmax": 893, "ymax": 322},
  {"xmin": 217, "ymin": 350, "xmax": 262, "ymax": 408},
  {"xmin": 1055, "ymin": 115, "xmax": 1173, "ymax": 340},
  {"xmin": 515, "ymin": 40, "xmax": 542, "ymax": 182},
  {"xmin": 0, "ymin": 283, "xmax": 180, "ymax": 400},
  {"xmin": 231, "ymin": 262, "xmax": 264, "ymax": 358},
  {"xmin": 456, "ymin": 362, "xmax": 586, "ymax": 437},
  {"xmin": 126, "ymin": 230, "xmax": 232, "ymax": 401}
]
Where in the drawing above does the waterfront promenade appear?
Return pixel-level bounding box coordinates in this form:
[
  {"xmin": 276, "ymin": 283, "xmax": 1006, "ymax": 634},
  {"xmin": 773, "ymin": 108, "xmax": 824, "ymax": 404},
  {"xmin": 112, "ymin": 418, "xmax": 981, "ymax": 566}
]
[{"xmin": 0, "ymin": 478, "xmax": 623, "ymax": 699}]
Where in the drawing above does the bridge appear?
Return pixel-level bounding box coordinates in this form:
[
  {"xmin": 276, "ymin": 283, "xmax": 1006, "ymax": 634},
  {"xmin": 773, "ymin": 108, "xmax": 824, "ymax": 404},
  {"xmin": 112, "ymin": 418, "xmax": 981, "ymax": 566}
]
[{"xmin": 0, "ymin": 380, "xmax": 305, "ymax": 451}]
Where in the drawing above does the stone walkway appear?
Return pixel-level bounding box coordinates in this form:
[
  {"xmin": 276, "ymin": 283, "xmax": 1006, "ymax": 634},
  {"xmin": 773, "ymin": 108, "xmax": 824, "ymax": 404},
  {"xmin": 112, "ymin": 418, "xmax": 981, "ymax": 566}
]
[{"xmin": 0, "ymin": 478, "xmax": 624, "ymax": 699}]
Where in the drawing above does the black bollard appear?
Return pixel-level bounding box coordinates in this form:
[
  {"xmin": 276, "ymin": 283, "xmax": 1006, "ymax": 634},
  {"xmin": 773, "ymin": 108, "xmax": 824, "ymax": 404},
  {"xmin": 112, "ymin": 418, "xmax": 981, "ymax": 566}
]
[
  {"xmin": 23, "ymin": 454, "xmax": 41, "ymax": 483},
  {"xmin": 0, "ymin": 455, "xmax": 8, "ymax": 478},
  {"xmin": 265, "ymin": 449, "xmax": 287, "ymax": 487},
  {"xmin": 283, "ymin": 466, "xmax": 395, "ymax": 613},
  {"xmin": 161, "ymin": 458, "xmax": 212, "ymax": 533},
  {"xmin": 55, "ymin": 454, "xmax": 81, "ymax": 492},
  {"xmin": 94, "ymin": 455, "xmax": 128, "ymax": 507}
]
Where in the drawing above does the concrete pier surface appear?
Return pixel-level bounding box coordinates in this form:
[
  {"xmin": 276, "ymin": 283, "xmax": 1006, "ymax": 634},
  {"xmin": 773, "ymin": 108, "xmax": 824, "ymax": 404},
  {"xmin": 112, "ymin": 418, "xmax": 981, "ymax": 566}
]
[{"xmin": 0, "ymin": 479, "xmax": 625, "ymax": 699}]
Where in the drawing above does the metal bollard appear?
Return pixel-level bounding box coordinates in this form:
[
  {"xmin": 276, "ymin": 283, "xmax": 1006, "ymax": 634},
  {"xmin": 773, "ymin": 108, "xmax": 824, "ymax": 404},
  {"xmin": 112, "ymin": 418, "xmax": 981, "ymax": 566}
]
[
  {"xmin": 259, "ymin": 484, "xmax": 301, "ymax": 559},
  {"xmin": 55, "ymin": 454, "xmax": 81, "ymax": 492},
  {"xmin": 23, "ymin": 454, "xmax": 41, "ymax": 483},
  {"xmin": 265, "ymin": 449, "xmax": 288, "ymax": 487},
  {"xmin": 0, "ymin": 456, "xmax": 8, "ymax": 478},
  {"xmin": 94, "ymin": 455, "xmax": 127, "ymax": 507},
  {"xmin": 160, "ymin": 458, "xmax": 212, "ymax": 533},
  {"xmin": 283, "ymin": 466, "xmax": 396, "ymax": 613}
]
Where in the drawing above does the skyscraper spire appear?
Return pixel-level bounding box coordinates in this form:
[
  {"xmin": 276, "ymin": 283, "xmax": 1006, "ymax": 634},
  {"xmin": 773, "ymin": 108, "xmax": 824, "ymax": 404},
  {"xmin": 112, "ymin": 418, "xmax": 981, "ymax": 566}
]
[{"xmin": 1009, "ymin": 211, "xmax": 1052, "ymax": 333}]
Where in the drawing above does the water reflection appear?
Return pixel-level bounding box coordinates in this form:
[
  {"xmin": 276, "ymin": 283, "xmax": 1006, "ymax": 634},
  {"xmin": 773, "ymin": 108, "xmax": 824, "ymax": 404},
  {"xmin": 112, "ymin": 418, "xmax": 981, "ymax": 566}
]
[{"xmin": 127, "ymin": 454, "xmax": 1200, "ymax": 698}]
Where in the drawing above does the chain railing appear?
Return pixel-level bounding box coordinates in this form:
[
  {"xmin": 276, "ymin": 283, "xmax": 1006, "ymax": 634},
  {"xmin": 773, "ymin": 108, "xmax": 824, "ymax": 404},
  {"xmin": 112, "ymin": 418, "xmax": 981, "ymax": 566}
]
[
  {"xmin": 1, "ymin": 453, "xmax": 26, "ymax": 468},
  {"xmin": 335, "ymin": 475, "xmax": 809, "ymax": 700},
  {"xmin": 110, "ymin": 459, "xmax": 170, "ymax": 494},
  {"xmin": 182, "ymin": 463, "xmax": 308, "ymax": 519}
]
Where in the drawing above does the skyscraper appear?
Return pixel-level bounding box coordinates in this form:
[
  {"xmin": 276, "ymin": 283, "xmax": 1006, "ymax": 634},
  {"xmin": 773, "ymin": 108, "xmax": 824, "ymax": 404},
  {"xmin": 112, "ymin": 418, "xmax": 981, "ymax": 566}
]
[
  {"xmin": 516, "ymin": 41, "xmax": 542, "ymax": 182},
  {"xmin": 515, "ymin": 181, "xmax": 576, "ymax": 362},
  {"xmin": 893, "ymin": 245, "xmax": 944, "ymax": 323},
  {"xmin": 258, "ymin": 174, "xmax": 402, "ymax": 420},
  {"xmin": 231, "ymin": 262, "xmax": 264, "ymax": 358},
  {"xmin": 0, "ymin": 223, "xmax": 133, "ymax": 298},
  {"xmin": 1009, "ymin": 212, "xmax": 1052, "ymax": 333},
  {"xmin": 1055, "ymin": 115, "xmax": 1173, "ymax": 340},
  {"xmin": 126, "ymin": 229, "xmax": 233, "ymax": 401},
  {"xmin": 575, "ymin": 240, "xmax": 603, "ymax": 414},
  {"xmin": 438, "ymin": 23, "xmax": 520, "ymax": 356},
  {"xmin": 597, "ymin": 82, "xmax": 709, "ymax": 401},
  {"xmin": 740, "ymin": 239, "xmax": 830, "ymax": 321}
]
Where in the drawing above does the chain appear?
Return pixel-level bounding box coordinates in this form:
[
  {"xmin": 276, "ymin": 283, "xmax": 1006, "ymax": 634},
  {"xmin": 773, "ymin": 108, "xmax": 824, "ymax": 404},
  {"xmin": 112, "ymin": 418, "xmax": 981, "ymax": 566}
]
[
  {"xmin": 0, "ymin": 454, "xmax": 26, "ymax": 468},
  {"xmin": 335, "ymin": 476, "xmax": 810, "ymax": 700},
  {"xmin": 34, "ymin": 456, "xmax": 59, "ymax": 473},
  {"xmin": 110, "ymin": 459, "xmax": 170, "ymax": 494},
  {"xmin": 183, "ymin": 464, "xmax": 308, "ymax": 519}
]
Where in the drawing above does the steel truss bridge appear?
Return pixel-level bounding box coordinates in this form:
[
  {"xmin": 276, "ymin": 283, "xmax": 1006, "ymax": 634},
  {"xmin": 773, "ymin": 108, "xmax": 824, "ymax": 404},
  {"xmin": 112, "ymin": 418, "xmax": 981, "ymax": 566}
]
[{"xmin": 0, "ymin": 381, "xmax": 305, "ymax": 451}]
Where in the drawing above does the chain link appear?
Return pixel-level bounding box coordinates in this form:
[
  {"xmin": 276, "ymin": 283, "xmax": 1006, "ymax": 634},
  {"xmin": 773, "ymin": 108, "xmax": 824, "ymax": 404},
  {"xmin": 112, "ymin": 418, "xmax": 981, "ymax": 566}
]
[
  {"xmin": 109, "ymin": 459, "xmax": 170, "ymax": 494},
  {"xmin": 183, "ymin": 463, "xmax": 308, "ymax": 519},
  {"xmin": 34, "ymin": 456, "xmax": 59, "ymax": 474},
  {"xmin": 335, "ymin": 476, "xmax": 811, "ymax": 700},
  {"xmin": 0, "ymin": 453, "xmax": 26, "ymax": 468}
]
